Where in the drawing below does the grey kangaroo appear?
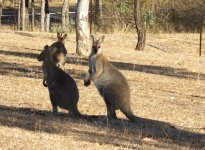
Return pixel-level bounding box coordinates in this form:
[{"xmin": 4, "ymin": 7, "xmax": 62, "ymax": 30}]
[
  {"xmin": 37, "ymin": 45, "xmax": 81, "ymax": 117},
  {"xmin": 84, "ymin": 35, "xmax": 139, "ymax": 122},
  {"xmin": 84, "ymin": 35, "xmax": 174, "ymax": 129}
]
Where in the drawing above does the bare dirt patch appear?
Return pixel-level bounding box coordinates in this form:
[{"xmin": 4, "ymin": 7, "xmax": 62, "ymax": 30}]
[{"xmin": 0, "ymin": 31, "xmax": 205, "ymax": 150}]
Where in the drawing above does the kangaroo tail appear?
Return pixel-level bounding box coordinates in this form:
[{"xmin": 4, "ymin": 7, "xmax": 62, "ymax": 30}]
[
  {"xmin": 122, "ymin": 109, "xmax": 140, "ymax": 122},
  {"xmin": 122, "ymin": 109, "xmax": 174, "ymax": 128}
]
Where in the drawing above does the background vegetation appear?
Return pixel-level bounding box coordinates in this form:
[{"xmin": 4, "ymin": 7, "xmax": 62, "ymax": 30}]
[
  {"xmin": 94, "ymin": 0, "xmax": 205, "ymax": 33},
  {"xmin": 1, "ymin": 0, "xmax": 204, "ymax": 33}
]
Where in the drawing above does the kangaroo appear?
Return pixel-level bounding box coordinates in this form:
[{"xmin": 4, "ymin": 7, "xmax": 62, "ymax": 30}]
[
  {"xmin": 37, "ymin": 42, "xmax": 67, "ymax": 87},
  {"xmin": 40, "ymin": 32, "xmax": 67, "ymax": 69},
  {"xmin": 84, "ymin": 35, "xmax": 139, "ymax": 122},
  {"xmin": 37, "ymin": 45, "xmax": 81, "ymax": 117},
  {"xmin": 56, "ymin": 32, "xmax": 68, "ymax": 68}
]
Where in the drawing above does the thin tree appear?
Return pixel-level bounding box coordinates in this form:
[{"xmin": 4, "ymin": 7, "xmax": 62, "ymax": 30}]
[
  {"xmin": 31, "ymin": 0, "xmax": 35, "ymax": 31},
  {"xmin": 95, "ymin": 0, "xmax": 102, "ymax": 30},
  {"xmin": 151, "ymin": 0, "xmax": 156, "ymax": 15},
  {"xmin": 0, "ymin": 0, "xmax": 2, "ymax": 26},
  {"xmin": 134, "ymin": 0, "xmax": 146, "ymax": 51},
  {"xmin": 18, "ymin": 0, "xmax": 21, "ymax": 30},
  {"xmin": 75, "ymin": 0, "xmax": 90, "ymax": 55},
  {"xmin": 41, "ymin": 0, "xmax": 45, "ymax": 32},
  {"xmin": 199, "ymin": 1, "xmax": 204, "ymax": 57},
  {"xmin": 25, "ymin": 0, "xmax": 29, "ymax": 30},
  {"xmin": 45, "ymin": 0, "xmax": 50, "ymax": 32},
  {"xmin": 62, "ymin": 0, "xmax": 69, "ymax": 29},
  {"xmin": 21, "ymin": 0, "xmax": 26, "ymax": 31}
]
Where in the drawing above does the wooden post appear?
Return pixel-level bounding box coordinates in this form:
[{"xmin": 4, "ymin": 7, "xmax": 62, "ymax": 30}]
[
  {"xmin": 13, "ymin": 0, "xmax": 17, "ymax": 30},
  {"xmin": 45, "ymin": 13, "xmax": 50, "ymax": 32},
  {"xmin": 31, "ymin": 0, "xmax": 35, "ymax": 31},
  {"xmin": 21, "ymin": 0, "xmax": 25, "ymax": 31},
  {"xmin": 45, "ymin": 0, "xmax": 50, "ymax": 32},
  {"xmin": 199, "ymin": 0, "xmax": 204, "ymax": 57},
  {"xmin": 41, "ymin": 0, "xmax": 45, "ymax": 32},
  {"xmin": 65, "ymin": 0, "xmax": 69, "ymax": 26},
  {"xmin": 18, "ymin": 0, "xmax": 21, "ymax": 30},
  {"xmin": 25, "ymin": 0, "xmax": 29, "ymax": 30},
  {"xmin": 0, "ymin": 0, "xmax": 3, "ymax": 26},
  {"xmin": 199, "ymin": 23, "xmax": 202, "ymax": 57}
]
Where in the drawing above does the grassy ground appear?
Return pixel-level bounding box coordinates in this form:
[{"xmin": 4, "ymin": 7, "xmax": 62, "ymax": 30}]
[{"xmin": 0, "ymin": 30, "xmax": 205, "ymax": 150}]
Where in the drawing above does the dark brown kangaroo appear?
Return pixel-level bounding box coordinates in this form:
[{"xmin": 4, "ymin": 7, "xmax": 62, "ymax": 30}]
[
  {"xmin": 37, "ymin": 45, "xmax": 81, "ymax": 118},
  {"xmin": 37, "ymin": 41, "xmax": 67, "ymax": 87}
]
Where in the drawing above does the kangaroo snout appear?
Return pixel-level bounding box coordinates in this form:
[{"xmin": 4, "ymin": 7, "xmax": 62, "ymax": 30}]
[
  {"xmin": 84, "ymin": 79, "xmax": 91, "ymax": 87},
  {"xmin": 84, "ymin": 73, "xmax": 91, "ymax": 86},
  {"xmin": 37, "ymin": 55, "xmax": 42, "ymax": 61}
]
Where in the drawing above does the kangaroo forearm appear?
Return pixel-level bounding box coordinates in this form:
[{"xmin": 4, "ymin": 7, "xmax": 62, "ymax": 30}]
[{"xmin": 43, "ymin": 79, "xmax": 47, "ymax": 87}]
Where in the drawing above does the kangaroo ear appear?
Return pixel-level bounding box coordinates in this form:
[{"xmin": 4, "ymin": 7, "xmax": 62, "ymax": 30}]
[
  {"xmin": 37, "ymin": 45, "xmax": 49, "ymax": 61},
  {"xmin": 44, "ymin": 45, "xmax": 49, "ymax": 52},
  {"xmin": 90, "ymin": 35, "xmax": 95, "ymax": 44},
  {"xmin": 63, "ymin": 34, "xmax": 67, "ymax": 40},
  {"xmin": 100, "ymin": 35, "xmax": 105, "ymax": 43},
  {"xmin": 57, "ymin": 32, "xmax": 60, "ymax": 38}
]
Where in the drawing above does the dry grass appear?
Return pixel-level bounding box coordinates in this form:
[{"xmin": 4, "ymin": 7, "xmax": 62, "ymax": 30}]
[{"xmin": 0, "ymin": 30, "xmax": 205, "ymax": 150}]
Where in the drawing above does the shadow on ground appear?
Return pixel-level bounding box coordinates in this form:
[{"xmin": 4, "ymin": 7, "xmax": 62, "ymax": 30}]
[
  {"xmin": 0, "ymin": 61, "xmax": 85, "ymax": 80},
  {"xmin": 68, "ymin": 55, "xmax": 205, "ymax": 80},
  {"xmin": 0, "ymin": 105, "xmax": 204, "ymax": 149},
  {"xmin": 0, "ymin": 49, "xmax": 204, "ymax": 80}
]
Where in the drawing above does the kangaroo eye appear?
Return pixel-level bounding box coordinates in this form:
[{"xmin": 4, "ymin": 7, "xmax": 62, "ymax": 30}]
[{"xmin": 98, "ymin": 46, "xmax": 101, "ymax": 48}]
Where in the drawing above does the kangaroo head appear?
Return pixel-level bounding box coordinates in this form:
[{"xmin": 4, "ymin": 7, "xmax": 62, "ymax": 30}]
[
  {"xmin": 37, "ymin": 45, "xmax": 50, "ymax": 61},
  {"xmin": 84, "ymin": 35, "xmax": 105, "ymax": 87},
  {"xmin": 57, "ymin": 32, "xmax": 67, "ymax": 44},
  {"xmin": 50, "ymin": 42, "xmax": 67, "ymax": 66},
  {"xmin": 90, "ymin": 35, "xmax": 105, "ymax": 56},
  {"xmin": 37, "ymin": 42, "xmax": 67, "ymax": 66}
]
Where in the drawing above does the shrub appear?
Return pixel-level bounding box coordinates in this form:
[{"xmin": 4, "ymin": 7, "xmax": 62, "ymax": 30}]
[{"xmin": 94, "ymin": 0, "xmax": 204, "ymax": 33}]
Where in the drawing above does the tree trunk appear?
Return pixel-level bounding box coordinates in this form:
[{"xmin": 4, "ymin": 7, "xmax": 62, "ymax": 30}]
[
  {"xmin": 62, "ymin": 0, "xmax": 69, "ymax": 29},
  {"xmin": 41, "ymin": 0, "xmax": 45, "ymax": 32},
  {"xmin": 45, "ymin": 0, "xmax": 50, "ymax": 32},
  {"xmin": 134, "ymin": 0, "xmax": 146, "ymax": 51},
  {"xmin": 45, "ymin": 13, "xmax": 50, "ymax": 32},
  {"xmin": 65, "ymin": 1, "xmax": 69, "ymax": 26},
  {"xmin": 18, "ymin": 0, "xmax": 21, "ymax": 30},
  {"xmin": 75, "ymin": 0, "xmax": 90, "ymax": 55},
  {"xmin": 152, "ymin": 0, "xmax": 156, "ymax": 15},
  {"xmin": 21, "ymin": 0, "xmax": 26, "ymax": 31},
  {"xmin": 31, "ymin": 0, "xmax": 35, "ymax": 31},
  {"xmin": 0, "ymin": 0, "xmax": 2, "ymax": 26},
  {"xmin": 95, "ymin": 0, "xmax": 102, "ymax": 30}
]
